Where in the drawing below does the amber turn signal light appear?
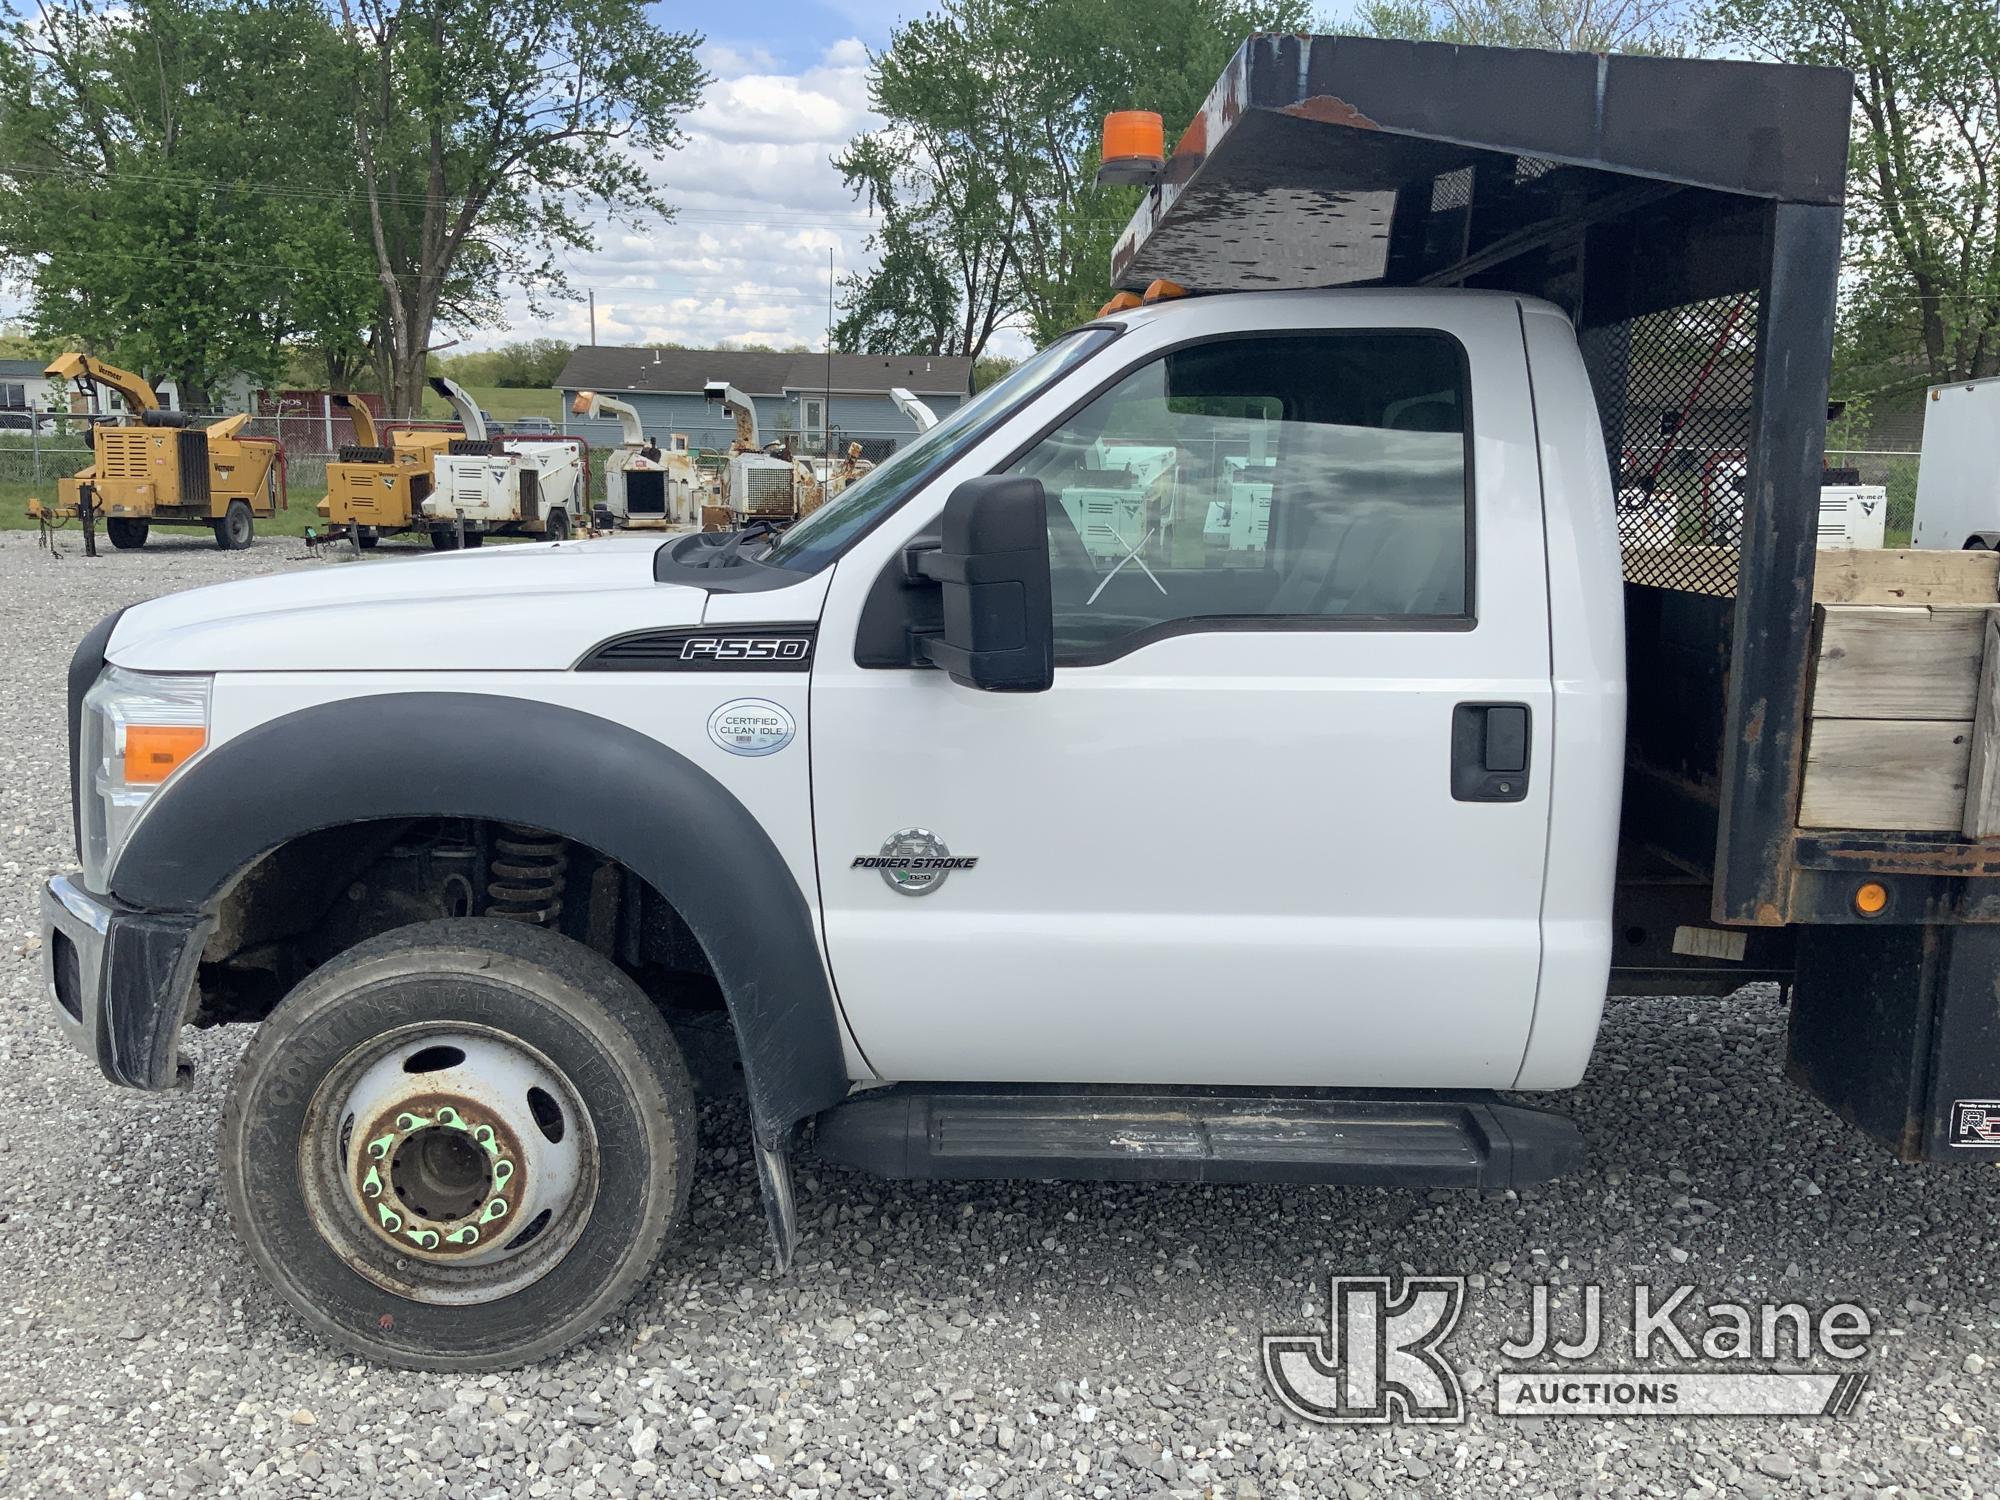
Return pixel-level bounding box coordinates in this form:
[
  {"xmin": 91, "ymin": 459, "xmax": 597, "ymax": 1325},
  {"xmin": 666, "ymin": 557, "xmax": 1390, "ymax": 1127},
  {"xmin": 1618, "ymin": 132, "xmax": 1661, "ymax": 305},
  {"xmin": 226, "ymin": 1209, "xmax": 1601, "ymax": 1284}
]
[
  {"xmin": 1853, "ymin": 881, "xmax": 1889, "ymax": 917},
  {"xmin": 123, "ymin": 724, "xmax": 206, "ymax": 784}
]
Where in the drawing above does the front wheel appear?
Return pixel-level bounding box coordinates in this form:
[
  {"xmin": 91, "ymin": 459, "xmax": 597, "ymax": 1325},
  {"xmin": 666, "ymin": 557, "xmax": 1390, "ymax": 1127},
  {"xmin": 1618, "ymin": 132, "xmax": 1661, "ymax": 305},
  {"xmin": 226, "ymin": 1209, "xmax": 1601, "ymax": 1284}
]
[
  {"xmin": 214, "ymin": 499, "xmax": 254, "ymax": 550},
  {"xmin": 221, "ymin": 918, "xmax": 696, "ymax": 1368},
  {"xmin": 544, "ymin": 508, "xmax": 571, "ymax": 542},
  {"xmin": 106, "ymin": 518, "xmax": 149, "ymax": 550}
]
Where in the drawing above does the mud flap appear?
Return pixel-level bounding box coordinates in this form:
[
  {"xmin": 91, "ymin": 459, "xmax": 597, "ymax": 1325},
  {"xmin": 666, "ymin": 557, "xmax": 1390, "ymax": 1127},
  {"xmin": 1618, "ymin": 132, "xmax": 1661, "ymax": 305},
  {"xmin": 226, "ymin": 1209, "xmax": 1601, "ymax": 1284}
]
[
  {"xmin": 752, "ymin": 1129, "xmax": 798, "ymax": 1271},
  {"xmin": 1789, "ymin": 923, "xmax": 2000, "ymax": 1161}
]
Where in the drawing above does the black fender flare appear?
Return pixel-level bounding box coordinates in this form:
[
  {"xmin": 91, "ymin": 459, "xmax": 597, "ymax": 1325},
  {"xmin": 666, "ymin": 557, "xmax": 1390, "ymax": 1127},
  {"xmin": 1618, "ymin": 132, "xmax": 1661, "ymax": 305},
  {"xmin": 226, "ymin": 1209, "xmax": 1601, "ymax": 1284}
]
[{"xmin": 112, "ymin": 692, "xmax": 849, "ymax": 1140}]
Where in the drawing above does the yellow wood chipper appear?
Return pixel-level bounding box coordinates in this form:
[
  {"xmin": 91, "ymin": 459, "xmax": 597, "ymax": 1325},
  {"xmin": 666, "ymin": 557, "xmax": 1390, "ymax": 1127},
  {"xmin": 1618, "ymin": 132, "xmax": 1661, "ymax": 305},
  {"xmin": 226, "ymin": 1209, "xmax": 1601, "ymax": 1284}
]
[
  {"xmin": 317, "ymin": 378, "xmax": 587, "ymax": 551},
  {"xmin": 27, "ymin": 353, "xmax": 285, "ymax": 552},
  {"xmin": 315, "ymin": 392, "xmax": 455, "ymax": 552}
]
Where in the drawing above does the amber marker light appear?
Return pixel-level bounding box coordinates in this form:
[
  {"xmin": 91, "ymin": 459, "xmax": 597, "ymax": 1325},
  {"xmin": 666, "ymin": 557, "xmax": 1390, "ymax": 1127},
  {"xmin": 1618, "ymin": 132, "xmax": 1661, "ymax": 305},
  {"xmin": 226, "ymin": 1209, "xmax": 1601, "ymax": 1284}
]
[
  {"xmin": 1853, "ymin": 881, "xmax": 1889, "ymax": 917},
  {"xmin": 123, "ymin": 724, "xmax": 207, "ymax": 784},
  {"xmin": 1098, "ymin": 111, "xmax": 1166, "ymax": 185}
]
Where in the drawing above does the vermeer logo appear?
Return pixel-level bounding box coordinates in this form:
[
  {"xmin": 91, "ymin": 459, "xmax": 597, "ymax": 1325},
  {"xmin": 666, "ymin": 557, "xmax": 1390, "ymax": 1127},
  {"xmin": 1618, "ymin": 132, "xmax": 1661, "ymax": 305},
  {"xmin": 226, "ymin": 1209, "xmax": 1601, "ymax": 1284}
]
[{"xmin": 1263, "ymin": 1277, "xmax": 1872, "ymax": 1424}]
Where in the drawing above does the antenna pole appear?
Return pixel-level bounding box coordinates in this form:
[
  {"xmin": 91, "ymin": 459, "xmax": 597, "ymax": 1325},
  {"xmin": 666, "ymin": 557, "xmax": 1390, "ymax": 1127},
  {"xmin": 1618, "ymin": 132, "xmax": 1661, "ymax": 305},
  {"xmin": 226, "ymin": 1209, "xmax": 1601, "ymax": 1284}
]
[
  {"xmin": 589, "ymin": 290, "xmax": 597, "ymax": 347},
  {"xmin": 824, "ymin": 247, "xmax": 833, "ymax": 469}
]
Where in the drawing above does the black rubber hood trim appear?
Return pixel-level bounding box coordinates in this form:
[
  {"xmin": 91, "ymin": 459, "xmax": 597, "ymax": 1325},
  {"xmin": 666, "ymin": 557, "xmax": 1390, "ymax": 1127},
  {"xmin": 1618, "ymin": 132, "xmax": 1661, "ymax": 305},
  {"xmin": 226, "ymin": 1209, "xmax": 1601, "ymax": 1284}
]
[{"xmin": 653, "ymin": 531, "xmax": 811, "ymax": 593}]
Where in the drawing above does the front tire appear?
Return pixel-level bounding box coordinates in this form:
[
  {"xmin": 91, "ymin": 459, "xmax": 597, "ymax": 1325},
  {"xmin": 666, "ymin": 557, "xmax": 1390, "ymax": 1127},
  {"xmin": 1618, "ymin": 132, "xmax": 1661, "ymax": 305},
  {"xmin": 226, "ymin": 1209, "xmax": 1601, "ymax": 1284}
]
[
  {"xmin": 221, "ymin": 918, "xmax": 695, "ymax": 1369},
  {"xmin": 545, "ymin": 508, "xmax": 571, "ymax": 542},
  {"xmin": 214, "ymin": 499, "xmax": 254, "ymax": 550},
  {"xmin": 106, "ymin": 518, "xmax": 149, "ymax": 550}
]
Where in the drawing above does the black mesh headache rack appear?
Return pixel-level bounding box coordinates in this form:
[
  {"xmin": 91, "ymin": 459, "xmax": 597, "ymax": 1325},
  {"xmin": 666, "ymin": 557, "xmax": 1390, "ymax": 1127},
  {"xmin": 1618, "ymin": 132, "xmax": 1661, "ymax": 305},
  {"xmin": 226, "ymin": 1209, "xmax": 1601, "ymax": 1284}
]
[{"xmin": 1111, "ymin": 33, "xmax": 1865, "ymax": 936}]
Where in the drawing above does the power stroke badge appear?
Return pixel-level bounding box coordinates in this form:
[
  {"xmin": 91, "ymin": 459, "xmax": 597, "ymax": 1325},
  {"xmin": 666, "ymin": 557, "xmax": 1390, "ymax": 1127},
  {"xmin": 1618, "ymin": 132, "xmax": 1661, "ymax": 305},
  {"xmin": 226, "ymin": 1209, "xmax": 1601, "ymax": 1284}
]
[
  {"xmin": 852, "ymin": 828, "xmax": 977, "ymax": 896},
  {"xmin": 707, "ymin": 699, "xmax": 795, "ymax": 757}
]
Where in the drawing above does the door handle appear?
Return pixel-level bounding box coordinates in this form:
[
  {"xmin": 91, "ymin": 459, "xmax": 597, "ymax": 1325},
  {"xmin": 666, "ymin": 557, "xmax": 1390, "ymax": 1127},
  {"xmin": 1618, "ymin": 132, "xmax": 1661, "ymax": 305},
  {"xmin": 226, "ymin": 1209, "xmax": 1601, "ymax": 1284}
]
[{"xmin": 1451, "ymin": 703, "xmax": 1531, "ymax": 802}]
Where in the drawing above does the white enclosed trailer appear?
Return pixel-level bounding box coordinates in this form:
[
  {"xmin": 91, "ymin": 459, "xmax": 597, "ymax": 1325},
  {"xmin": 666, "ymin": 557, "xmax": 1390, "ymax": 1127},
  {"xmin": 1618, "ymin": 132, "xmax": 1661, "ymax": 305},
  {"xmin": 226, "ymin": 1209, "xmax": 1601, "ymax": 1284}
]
[{"xmin": 1911, "ymin": 376, "xmax": 2000, "ymax": 550}]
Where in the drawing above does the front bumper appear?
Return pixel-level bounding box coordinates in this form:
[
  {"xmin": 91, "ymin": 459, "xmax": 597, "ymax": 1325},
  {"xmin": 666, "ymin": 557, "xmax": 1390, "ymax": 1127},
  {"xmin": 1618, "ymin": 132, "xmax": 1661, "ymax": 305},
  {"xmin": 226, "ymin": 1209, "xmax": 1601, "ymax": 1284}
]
[{"xmin": 40, "ymin": 873, "xmax": 208, "ymax": 1089}]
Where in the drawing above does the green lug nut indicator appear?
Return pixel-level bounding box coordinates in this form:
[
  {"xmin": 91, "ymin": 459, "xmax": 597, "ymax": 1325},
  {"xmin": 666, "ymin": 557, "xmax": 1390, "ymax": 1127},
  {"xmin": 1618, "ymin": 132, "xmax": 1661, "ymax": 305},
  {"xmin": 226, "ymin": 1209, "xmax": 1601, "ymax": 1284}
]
[{"xmin": 355, "ymin": 1102, "xmax": 516, "ymax": 1253}]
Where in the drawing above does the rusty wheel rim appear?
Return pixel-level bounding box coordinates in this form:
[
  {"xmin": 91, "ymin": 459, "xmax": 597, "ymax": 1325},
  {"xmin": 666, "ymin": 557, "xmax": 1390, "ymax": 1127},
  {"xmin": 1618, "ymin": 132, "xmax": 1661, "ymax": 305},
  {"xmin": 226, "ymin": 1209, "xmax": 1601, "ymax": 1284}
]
[{"xmin": 300, "ymin": 1024, "xmax": 599, "ymax": 1306}]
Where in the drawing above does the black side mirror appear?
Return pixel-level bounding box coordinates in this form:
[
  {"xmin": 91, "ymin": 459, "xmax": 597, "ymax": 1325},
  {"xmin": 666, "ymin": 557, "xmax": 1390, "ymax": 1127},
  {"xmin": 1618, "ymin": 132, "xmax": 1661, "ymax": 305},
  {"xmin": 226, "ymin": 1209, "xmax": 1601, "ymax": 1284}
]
[{"xmin": 911, "ymin": 476, "xmax": 1054, "ymax": 692}]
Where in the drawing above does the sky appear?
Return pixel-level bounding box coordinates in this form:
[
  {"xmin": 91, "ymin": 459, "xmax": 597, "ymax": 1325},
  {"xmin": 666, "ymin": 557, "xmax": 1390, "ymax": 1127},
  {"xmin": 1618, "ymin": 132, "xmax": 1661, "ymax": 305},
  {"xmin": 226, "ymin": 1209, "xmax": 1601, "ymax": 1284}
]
[{"xmin": 530, "ymin": 0, "xmax": 925, "ymax": 357}]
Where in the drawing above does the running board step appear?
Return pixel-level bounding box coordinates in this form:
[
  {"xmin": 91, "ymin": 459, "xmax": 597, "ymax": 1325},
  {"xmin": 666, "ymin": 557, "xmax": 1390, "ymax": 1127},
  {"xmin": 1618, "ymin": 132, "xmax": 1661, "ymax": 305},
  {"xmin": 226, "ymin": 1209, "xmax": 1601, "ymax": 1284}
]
[{"xmin": 810, "ymin": 1086, "xmax": 1580, "ymax": 1191}]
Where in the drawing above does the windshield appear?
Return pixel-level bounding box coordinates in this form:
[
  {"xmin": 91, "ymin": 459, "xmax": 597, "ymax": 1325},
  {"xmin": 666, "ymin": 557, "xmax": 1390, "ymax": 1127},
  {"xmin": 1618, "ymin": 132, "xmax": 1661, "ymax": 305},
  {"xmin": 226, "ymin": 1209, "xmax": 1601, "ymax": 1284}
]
[{"xmin": 759, "ymin": 326, "xmax": 1119, "ymax": 572}]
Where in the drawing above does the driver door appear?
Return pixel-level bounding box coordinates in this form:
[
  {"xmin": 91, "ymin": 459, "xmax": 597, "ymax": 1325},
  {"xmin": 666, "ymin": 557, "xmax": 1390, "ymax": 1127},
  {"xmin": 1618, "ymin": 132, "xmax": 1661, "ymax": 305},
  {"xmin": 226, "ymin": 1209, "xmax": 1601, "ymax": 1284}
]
[{"xmin": 809, "ymin": 308, "xmax": 1554, "ymax": 1089}]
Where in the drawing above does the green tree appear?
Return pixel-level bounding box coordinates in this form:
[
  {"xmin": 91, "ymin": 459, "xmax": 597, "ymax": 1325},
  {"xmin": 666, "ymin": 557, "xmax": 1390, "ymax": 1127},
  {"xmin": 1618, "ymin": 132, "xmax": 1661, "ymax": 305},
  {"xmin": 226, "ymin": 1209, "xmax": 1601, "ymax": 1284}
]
[
  {"xmin": 0, "ymin": 0, "xmax": 375, "ymax": 403},
  {"xmin": 832, "ymin": 30, "xmax": 1020, "ymax": 358},
  {"xmin": 338, "ymin": 0, "xmax": 709, "ymax": 414},
  {"xmin": 972, "ymin": 352, "xmax": 1019, "ymax": 391},
  {"xmin": 1702, "ymin": 0, "xmax": 2000, "ymax": 388},
  {"xmin": 1352, "ymin": 0, "xmax": 1685, "ymax": 50},
  {"xmin": 440, "ymin": 337, "xmax": 576, "ymax": 388},
  {"xmin": 834, "ymin": 0, "xmax": 1308, "ymax": 358}
]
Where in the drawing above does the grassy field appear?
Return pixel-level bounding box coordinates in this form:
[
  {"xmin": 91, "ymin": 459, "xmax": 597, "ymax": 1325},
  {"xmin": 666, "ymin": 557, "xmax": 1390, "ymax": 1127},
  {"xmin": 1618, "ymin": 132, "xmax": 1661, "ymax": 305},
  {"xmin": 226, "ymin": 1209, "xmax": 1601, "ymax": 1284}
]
[{"xmin": 0, "ymin": 479, "xmax": 330, "ymax": 538}]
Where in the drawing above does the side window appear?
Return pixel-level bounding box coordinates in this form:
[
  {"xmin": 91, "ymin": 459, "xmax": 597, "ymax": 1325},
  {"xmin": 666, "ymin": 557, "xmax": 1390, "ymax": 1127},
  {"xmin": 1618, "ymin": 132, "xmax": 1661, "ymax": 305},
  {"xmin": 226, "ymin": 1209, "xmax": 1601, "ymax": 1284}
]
[{"xmin": 1005, "ymin": 331, "xmax": 1472, "ymax": 662}]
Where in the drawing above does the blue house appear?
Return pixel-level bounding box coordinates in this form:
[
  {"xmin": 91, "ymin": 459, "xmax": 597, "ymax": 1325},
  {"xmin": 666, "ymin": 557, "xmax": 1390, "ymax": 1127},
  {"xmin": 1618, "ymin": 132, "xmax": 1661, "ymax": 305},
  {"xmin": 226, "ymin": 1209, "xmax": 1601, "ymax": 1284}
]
[{"xmin": 554, "ymin": 347, "xmax": 974, "ymax": 460}]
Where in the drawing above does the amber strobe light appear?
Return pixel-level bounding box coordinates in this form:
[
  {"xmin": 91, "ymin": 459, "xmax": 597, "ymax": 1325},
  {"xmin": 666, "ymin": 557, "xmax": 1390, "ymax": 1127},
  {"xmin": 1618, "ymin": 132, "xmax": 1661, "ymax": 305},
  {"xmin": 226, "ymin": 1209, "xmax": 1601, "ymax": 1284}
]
[
  {"xmin": 123, "ymin": 724, "xmax": 206, "ymax": 784},
  {"xmin": 1097, "ymin": 111, "xmax": 1166, "ymax": 185},
  {"xmin": 1853, "ymin": 881, "xmax": 1889, "ymax": 917}
]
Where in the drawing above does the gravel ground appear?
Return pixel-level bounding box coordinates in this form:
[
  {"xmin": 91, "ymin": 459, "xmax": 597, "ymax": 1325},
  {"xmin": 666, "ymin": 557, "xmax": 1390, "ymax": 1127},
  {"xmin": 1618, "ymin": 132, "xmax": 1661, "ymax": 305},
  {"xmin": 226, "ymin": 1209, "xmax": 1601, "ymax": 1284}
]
[{"xmin": 2, "ymin": 527, "xmax": 1998, "ymax": 1499}]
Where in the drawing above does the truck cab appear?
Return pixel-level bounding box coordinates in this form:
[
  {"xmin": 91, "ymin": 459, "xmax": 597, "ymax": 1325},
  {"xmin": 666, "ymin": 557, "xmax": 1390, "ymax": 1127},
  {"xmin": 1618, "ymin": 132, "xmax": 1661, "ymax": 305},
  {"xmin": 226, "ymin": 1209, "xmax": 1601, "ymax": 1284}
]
[{"xmin": 47, "ymin": 35, "xmax": 1945, "ymax": 1372}]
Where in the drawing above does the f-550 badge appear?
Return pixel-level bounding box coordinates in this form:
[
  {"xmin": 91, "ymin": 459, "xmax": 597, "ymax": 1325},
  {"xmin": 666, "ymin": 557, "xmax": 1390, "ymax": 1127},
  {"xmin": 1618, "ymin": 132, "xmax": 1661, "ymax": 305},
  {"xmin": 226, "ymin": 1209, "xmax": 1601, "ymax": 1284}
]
[
  {"xmin": 577, "ymin": 626, "xmax": 816, "ymax": 672},
  {"xmin": 853, "ymin": 828, "xmax": 977, "ymax": 897},
  {"xmin": 680, "ymin": 636, "xmax": 810, "ymax": 663}
]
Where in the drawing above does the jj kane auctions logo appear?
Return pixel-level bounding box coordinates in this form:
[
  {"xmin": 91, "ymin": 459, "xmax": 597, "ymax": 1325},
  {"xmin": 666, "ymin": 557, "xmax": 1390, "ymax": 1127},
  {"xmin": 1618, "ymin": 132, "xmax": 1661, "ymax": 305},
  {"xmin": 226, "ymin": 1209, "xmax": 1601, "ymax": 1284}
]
[{"xmin": 1263, "ymin": 1277, "xmax": 1872, "ymax": 1423}]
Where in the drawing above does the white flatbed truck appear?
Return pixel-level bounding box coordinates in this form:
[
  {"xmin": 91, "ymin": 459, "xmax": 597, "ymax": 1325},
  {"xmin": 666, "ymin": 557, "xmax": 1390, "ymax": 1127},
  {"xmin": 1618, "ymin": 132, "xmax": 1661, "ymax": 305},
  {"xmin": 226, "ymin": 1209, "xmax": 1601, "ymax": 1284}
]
[{"xmin": 41, "ymin": 37, "xmax": 1990, "ymax": 1372}]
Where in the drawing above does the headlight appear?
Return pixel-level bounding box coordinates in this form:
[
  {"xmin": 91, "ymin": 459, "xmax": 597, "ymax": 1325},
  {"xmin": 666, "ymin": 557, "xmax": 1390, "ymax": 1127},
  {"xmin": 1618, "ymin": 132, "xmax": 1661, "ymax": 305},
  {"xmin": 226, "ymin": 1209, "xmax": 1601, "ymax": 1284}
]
[{"xmin": 79, "ymin": 667, "xmax": 212, "ymax": 892}]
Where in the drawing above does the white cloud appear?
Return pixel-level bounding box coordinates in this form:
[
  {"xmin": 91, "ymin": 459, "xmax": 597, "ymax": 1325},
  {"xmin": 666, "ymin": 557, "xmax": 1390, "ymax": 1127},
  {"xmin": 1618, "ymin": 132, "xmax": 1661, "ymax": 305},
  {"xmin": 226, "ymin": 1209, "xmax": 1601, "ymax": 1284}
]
[{"xmin": 476, "ymin": 36, "xmax": 888, "ymax": 354}]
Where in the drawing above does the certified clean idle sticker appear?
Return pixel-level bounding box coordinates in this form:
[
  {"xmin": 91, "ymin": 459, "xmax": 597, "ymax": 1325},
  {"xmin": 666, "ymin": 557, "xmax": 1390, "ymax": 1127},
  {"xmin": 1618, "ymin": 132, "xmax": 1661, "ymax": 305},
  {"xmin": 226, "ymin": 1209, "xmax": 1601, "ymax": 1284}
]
[{"xmin": 707, "ymin": 699, "xmax": 795, "ymax": 757}]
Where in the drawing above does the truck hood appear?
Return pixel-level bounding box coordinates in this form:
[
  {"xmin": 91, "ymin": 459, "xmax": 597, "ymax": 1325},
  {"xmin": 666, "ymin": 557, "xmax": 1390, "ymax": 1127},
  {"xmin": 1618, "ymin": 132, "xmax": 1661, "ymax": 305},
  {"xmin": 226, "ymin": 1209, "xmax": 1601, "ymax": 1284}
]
[{"xmin": 107, "ymin": 537, "xmax": 707, "ymax": 672}]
